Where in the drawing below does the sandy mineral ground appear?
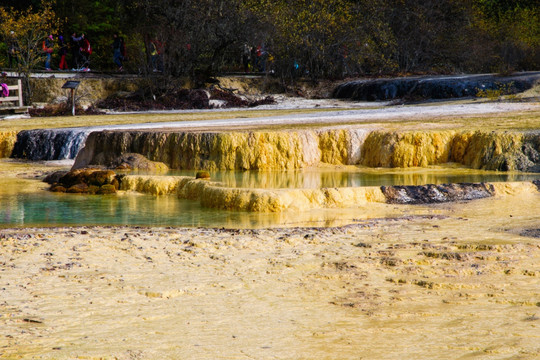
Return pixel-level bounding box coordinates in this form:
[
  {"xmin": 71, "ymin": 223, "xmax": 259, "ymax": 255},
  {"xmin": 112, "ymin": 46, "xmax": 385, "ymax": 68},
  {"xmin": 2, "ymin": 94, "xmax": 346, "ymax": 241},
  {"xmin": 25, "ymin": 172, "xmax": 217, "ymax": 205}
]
[
  {"xmin": 1, "ymin": 190, "xmax": 540, "ymax": 359},
  {"xmin": 1, "ymin": 96, "xmax": 540, "ymax": 359}
]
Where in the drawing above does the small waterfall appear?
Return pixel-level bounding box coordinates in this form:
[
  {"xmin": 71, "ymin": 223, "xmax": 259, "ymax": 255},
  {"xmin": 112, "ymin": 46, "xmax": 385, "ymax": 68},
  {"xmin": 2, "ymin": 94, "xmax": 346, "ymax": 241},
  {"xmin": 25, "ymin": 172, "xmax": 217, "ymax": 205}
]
[
  {"xmin": 347, "ymin": 129, "xmax": 370, "ymax": 165},
  {"xmin": 12, "ymin": 129, "xmax": 91, "ymax": 160}
]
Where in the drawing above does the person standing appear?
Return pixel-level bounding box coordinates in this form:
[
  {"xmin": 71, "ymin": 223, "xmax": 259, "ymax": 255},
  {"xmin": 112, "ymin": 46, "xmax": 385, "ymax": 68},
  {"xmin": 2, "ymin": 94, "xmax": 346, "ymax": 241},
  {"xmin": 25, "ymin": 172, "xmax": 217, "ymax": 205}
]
[
  {"xmin": 79, "ymin": 34, "xmax": 92, "ymax": 71},
  {"xmin": 42, "ymin": 34, "xmax": 54, "ymax": 70},
  {"xmin": 58, "ymin": 35, "xmax": 68, "ymax": 70},
  {"xmin": 242, "ymin": 43, "xmax": 251, "ymax": 72},
  {"xmin": 71, "ymin": 32, "xmax": 82, "ymax": 69},
  {"xmin": 150, "ymin": 39, "xmax": 163, "ymax": 72},
  {"xmin": 112, "ymin": 33, "xmax": 124, "ymax": 71}
]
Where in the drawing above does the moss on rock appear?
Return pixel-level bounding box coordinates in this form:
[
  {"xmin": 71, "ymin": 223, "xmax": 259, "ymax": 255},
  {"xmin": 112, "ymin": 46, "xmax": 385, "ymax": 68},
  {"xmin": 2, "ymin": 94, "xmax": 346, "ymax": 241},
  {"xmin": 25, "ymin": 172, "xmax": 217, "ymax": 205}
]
[
  {"xmin": 196, "ymin": 171, "xmax": 210, "ymax": 179},
  {"xmin": 97, "ymin": 184, "xmax": 117, "ymax": 194},
  {"xmin": 49, "ymin": 168, "xmax": 121, "ymax": 195}
]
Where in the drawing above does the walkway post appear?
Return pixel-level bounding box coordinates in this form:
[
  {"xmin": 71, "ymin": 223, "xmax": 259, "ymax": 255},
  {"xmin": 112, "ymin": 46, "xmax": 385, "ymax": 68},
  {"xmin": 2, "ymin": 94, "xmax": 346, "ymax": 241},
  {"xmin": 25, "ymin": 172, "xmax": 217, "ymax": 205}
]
[{"xmin": 62, "ymin": 81, "xmax": 80, "ymax": 116}]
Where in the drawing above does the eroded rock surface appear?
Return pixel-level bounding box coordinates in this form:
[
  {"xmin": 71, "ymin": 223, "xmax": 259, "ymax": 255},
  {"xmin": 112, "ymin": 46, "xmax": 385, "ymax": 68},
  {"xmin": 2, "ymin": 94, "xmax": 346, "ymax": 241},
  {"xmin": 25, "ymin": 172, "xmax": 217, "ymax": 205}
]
[
  {"xmin": 109, "ymin": 153, "xmax": 169, "ymax": 172},
  {"xmin": 381, "ymin": 183, "xmax": 496, "ymax": 204},
  {"xmin": 332, "ymin": 72, "xmax": 540, "ymax": 101},
  {"xmin": 73, "ymin": 128, "xmax": 540, "ymax": 172}
]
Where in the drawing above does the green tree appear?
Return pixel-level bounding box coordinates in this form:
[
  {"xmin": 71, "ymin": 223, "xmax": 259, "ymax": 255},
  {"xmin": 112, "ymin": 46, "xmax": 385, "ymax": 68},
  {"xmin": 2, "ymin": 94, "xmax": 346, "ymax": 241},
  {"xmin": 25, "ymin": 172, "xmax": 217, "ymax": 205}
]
[
  {"xmin": 474, "ymin": 0, "xmax": 539, "ymax": 71},
  {"xmin": 0, "ymin": 0, "xmax": 59, "ymax": 103},
  {"xmin": 383, "ymin": 0, "xmax": 477, "ymax": 73},
  {"xmin": 55, "ymin": 0, "xmax": 133, "ymax": 70},
  {"xmin": 131, "ymin": 0, "xmax": 255, "ymax": 80},
  {"xmin": 243, "ymin": 0, "xmax": 395, "ymax": 82}
]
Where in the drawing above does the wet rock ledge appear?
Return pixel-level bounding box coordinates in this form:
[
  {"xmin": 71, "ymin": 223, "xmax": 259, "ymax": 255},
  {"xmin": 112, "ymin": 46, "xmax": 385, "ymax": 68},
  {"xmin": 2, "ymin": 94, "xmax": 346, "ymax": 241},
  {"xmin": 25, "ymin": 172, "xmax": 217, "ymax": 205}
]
[
  {"xmin": 381, "ymin": 183, "xmax": 495, "ymax": 204},
  {"xmin": 332, "ymin": 72, "xmax": 540, "ymax": 101}
]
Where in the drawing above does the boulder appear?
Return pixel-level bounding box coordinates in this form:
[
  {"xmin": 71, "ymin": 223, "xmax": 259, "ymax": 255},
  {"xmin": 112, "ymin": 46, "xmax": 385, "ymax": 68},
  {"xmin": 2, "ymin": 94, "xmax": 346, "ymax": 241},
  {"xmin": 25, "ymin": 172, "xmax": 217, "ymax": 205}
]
[
  {"xmin": 50, "ymin": 185, "xmax": 67, "ymax": 193},
  {"xmin": 111, "ymin": 153, "xmax": 169, "ymax": 172},
  {"xmin": 381, "ymin": 183, "xmax": 496, "ymax": 204},
  {"xmin": 97, "ymin": 184, "xmax": 117, "ymax": 195},
  {"xmin": 67, "ymin": 183, "xmax": 89, "ymax": 194},
  {"xmin": 48, "ymin": 168, "xmax": 121, "ymax": 195},
  {"xmin": 196, "ymin": 171, "xmax": 211, "ymax": 179},
  {"xmin": 59, "ymin": 168, "xmax": 102, "ymax": 188},
  {"xmin": 43, "ymin": 171, "xmax": 69, "ymax": 185}
]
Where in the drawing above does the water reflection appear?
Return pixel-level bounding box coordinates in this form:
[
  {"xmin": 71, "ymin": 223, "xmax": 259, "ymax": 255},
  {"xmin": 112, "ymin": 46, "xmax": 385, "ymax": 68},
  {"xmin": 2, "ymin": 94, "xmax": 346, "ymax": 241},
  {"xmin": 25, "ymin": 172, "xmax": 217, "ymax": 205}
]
[
  {"xmin": 1, "ymin": 166, "xmax": 538, "ymax": 228},
  {"xmin": 166, "ymin": 167, "xmax": 540, "ymax": 189},
  {"xmin": 0, "ymin": 190, "xmax": 418, "ymax": 228}
]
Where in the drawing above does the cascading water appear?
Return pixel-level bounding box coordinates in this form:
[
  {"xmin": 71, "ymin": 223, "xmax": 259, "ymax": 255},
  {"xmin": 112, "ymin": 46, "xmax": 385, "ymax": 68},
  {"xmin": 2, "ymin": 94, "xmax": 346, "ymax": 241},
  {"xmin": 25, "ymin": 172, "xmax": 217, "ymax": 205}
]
[{"xmin": 11, "ymin": 128, "xmax": 91, "ymax": 160}]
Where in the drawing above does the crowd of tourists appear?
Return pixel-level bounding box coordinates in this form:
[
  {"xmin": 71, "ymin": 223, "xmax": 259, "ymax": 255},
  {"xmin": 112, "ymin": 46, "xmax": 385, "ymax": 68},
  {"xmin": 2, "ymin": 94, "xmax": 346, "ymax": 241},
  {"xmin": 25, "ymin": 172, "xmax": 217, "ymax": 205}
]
[
  {"xmin": 5, "ymin": 32, "xmax": 126, "ymax": 73},
  {"xmin": 4, "ymin": 30, "xmax": 278, "ymax": 75}
]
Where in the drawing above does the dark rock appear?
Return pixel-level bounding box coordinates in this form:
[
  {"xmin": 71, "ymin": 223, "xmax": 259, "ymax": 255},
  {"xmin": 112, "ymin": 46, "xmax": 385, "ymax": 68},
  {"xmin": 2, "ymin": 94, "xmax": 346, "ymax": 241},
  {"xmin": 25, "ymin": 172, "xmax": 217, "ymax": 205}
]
[
  {"xmin": 333, "ymin": 72, "xmax": 540, "ymax": 101},
  {"xmin": 110, "ymin": 153, "xmax": 169, "ymax": 172},
  {"xmin": 381, "ymin": 183, "xmax": 496, "ymax": 204},
  {"xmin": 48, "ymin": 168, "xmax": 120, "ymax": 195},
  {"xmin": 59, "ymin": 168, "xmax": 102, "ymax": 188},
  {"xmin": 522, "ymin": 134, "xmax": 540, "ymax": 172},
  {"xmin": 43, "ymin": 171, "xmax": 69, "ymax": 184},
  {"xmin": 66, "ymin": 183, "xmax": 89, "ymax": 193},
  {"xmin": 86, "ymin": 170, "xmax": 116, "ymax": 186},
  {"xmin": 110, "ymin": 178, "xmax": 120, "ymax": 190},
  {"xmin": 49, "ymin": 185, "xmax": 67, "ymax": 193},
  {"xmin": 189, "ymin": 89, "xmax": 210, "ymax": 109},
  {"xmin": 520, "ymin": 229, "xmax": 540, "ymax": 238},
  {"xmin": 12, "ymin": 129, "xmax": 90, "ymax": 161},
  {"xmin": 97, "ymin": 184, "xmax": 117, "ymax": 195},
  {"xmin": 87, "ymin": 185, "xmax": 100, "ymax": 194}
]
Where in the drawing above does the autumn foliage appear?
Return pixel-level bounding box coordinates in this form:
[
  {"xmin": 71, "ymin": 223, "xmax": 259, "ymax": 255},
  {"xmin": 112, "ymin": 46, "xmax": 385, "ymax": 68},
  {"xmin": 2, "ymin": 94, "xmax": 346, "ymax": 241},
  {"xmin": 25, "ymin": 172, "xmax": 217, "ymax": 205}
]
[{"xmin": 0, "ymin": 0, "xmax": 538, "ymax": 84}]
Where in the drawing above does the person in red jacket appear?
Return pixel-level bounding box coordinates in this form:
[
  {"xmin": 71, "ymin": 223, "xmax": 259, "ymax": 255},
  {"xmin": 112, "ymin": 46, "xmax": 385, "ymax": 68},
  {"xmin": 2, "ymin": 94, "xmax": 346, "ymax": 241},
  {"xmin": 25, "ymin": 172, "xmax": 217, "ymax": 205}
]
[
  {"xmin": 42, "ymin": 34, "xmax": 54, "ymax": 70},
  {"xmin": 79, "ymin": 34, "xmax": 92, "ymax": 71}
]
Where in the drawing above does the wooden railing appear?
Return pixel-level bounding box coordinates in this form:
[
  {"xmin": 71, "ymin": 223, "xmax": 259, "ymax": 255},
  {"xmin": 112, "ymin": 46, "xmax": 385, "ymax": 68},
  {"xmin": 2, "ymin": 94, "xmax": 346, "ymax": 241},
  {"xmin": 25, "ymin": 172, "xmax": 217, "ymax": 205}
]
[{"xmin": 0, "ymin": 79, "xmax": 24, "ymax": 108}]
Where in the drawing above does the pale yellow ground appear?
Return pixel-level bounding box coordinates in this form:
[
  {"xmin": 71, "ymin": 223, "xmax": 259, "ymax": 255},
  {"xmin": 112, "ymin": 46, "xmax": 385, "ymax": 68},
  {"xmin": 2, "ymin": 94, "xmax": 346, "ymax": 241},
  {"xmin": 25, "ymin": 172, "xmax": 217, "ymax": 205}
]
[
  {"xmin": 1, "ymin": 190, "xmax": 539, "ymax": 359},
  {"xmin": 1, "ymin": 100, "xmax": 539, "ymax": 133}
]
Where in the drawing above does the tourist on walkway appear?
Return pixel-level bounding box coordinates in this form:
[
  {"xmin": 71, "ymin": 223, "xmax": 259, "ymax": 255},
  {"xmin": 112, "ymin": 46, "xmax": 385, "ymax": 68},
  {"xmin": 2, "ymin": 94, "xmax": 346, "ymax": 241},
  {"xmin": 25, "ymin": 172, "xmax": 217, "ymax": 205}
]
[
  {"xmin": 79, "ymin": 34, "xmax": 92, "ymax": 71},
  {"xmin": 71, "ymin": 32, "xmax": 83, "ymax": 69},
  {"xmin": 242, "ymin": 43, "xmax": 251, "ymax": 72},
  {"xmin": 42, "ymin": 34, "xmax": 54, "ymax": 70},
  {"xmin": 58, "ymin": 35, "xmax": 68, "ymax": 70},
  {"xmin": 112, "ymin": 33, "xmax": 124, "ymax": 71},
  {"xmin": 150, "ymin": 39, "xmax": 163, "ymax": 72}
]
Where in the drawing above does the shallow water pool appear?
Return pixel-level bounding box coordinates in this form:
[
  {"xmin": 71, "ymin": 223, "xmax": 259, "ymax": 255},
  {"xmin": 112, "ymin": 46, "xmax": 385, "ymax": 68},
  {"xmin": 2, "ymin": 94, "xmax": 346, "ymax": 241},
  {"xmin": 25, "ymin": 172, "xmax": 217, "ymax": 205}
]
[
  {"xmin": 184, "ymin": 167, "xmax": 540, "ymax": 189},
  {"xmin": 1, "ymin": 165, "xmax": 539, "ymax": 228}
]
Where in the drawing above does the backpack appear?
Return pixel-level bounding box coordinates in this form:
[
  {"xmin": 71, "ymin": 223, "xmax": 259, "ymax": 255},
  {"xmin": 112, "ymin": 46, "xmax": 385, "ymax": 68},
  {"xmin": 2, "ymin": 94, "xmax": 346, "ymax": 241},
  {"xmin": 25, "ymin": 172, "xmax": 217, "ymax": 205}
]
[
  {"xmin": 42, "ymin": 39, "xmax": 53, "ymax": 53},
  {"xmin": 1, "ymin": 83, "xmax": 9, "ymax": 98},
  {"xmin": 82, "ymin": 39, "xmax": 92, "ymax": 55}
]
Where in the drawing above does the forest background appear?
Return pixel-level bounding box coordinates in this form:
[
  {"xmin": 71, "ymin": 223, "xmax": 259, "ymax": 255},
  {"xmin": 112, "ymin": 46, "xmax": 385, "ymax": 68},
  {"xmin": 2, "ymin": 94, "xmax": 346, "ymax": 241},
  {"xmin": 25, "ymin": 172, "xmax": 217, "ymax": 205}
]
[{"xmin": 0, "ymin": 0, "xmax": 538, "ymax": 82}]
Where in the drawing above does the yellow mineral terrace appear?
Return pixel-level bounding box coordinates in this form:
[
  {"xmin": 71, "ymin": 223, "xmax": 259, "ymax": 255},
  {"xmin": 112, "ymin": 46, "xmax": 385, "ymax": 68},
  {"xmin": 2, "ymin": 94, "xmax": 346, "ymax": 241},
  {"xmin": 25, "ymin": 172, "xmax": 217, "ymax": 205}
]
[
  {"xmin": 0, "ymin": 131, "xmax": 18, "ymax": 158},
  {"xmin": 76, "ymin": 127, "xmax": 540, "ymax": 172},
  {"xmin": 119, "ymin": 174, "xmax": 539, "ymax": 212}
]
